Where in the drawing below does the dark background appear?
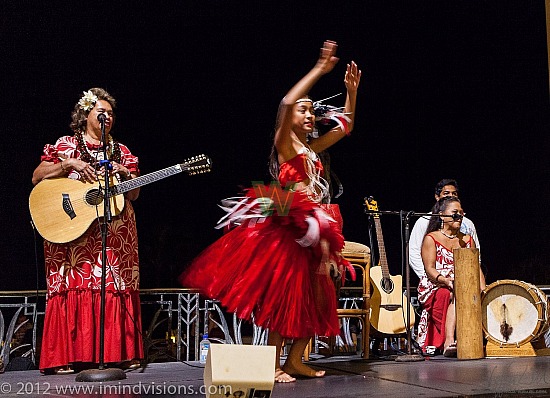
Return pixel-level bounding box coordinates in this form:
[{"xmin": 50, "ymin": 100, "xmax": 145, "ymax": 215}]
[{"xmin": 2, "ymin": 1, "xmax": 549, "ymax": 291}]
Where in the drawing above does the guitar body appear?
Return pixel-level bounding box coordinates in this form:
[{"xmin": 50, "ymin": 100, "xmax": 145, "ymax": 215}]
[
  {"xmin": 29, "ymin": 155, "xmax": 212, "ymax": 244},
  {"xmin": 29, "ymin": 177, "xmax": 125, "ymax": 244},
  {"xmin": 369, "ymin": 265, "xmax": 415, "ymax": 335}
]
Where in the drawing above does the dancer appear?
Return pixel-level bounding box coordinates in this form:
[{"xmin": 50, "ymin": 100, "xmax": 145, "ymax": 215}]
[{"xmin": 180, "ymin": 40, "xmax": 361, "ymax": 382}]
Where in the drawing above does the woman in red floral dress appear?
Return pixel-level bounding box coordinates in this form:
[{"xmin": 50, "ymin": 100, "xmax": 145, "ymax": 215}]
[
  {"xmin": 416, "ymin": 196, "xmax": 486, "ymax": 357},
  {"xmin": 180, "ymin": 41, "xmax": 361, "ymax": 382},
  {"xmin": 32, "ymin": 88, "xmax": 143, "ymax": 374}
]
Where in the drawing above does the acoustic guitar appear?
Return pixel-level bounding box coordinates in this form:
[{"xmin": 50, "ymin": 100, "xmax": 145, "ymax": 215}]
[
  {"xmin": 29, "ymin": 154, "xmax": 211, "ymax": 243},
  {"xmin": 366, "ymin": 197, "xmax": 415, "ymax": 335}
]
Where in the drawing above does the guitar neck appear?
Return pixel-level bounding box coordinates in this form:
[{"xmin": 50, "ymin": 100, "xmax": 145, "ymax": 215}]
[
  {"xmin": 110, "ymin": 164, "xmax": 183, "ymax": 196},
  {"xmin": 373, "ymin": 217, "xmax": 390, "ymax": 279}
]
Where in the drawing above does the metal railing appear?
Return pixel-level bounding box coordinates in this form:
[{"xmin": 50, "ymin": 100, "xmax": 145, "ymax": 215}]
[
  {"xmin": 0, "ymin": 289, "xmax": 200, "ymax": 370},
  {"xmin": 4, "ymin": 283, "xmax": 547, "ymax": 370}
]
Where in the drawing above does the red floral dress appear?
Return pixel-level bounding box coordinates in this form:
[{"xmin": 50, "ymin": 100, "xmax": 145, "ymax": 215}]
[
  {"xmin": 38, "ymin": 135, "xmax": 143, "ymax": 371},
  {"xmin": 416, "ymin": 234, "xmax": 472, "ymax": 350},
  {"xmin": 179, "ymin": 151, "xmax": 348, "ymax": 338}
]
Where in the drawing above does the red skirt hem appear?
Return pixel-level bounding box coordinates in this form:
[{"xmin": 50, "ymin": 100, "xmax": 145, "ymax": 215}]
[{"xmin": 39, "ymin": 290, "xmax": 144, "ymax": 371}]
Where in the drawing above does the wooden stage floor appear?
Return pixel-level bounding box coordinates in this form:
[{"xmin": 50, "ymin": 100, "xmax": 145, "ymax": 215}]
[{"xmin": 1, "ymin": 354, "xmax": 550, "ymax": 397}]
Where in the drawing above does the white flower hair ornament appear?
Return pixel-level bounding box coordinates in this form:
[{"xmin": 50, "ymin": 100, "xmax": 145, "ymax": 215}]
[{"xmin": 78, "ymin": 90, "xmax": 98, "ymax": 111}]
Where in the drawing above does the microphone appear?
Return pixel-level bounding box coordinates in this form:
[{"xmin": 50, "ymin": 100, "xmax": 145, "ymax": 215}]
[
  {"xmin": 97, "ymin": 113, "xmax": 107, "ymax": 123},
  {"xmin": 440, "ymin": 213, "xmax": 464, "ymax": 221}
]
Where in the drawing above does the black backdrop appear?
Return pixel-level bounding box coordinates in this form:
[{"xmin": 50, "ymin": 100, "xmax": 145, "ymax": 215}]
[{"xmin": 2, "ymin": 1, "xmax": 549, "ymax": 291}]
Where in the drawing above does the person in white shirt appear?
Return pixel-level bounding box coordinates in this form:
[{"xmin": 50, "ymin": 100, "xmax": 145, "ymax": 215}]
[{"xmin": 409, "ymin": 179, "xmax": 480, "ymax": 278}]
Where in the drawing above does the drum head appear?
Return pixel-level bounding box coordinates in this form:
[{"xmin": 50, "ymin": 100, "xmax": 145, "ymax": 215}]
[{"xmin": 481, "ymin": 280, "xmax": 547, "ymax": 346}]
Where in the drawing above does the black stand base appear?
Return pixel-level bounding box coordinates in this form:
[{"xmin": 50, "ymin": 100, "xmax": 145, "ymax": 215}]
[
  {"xmin": 395, "ymin": 354, "xmax": 425, "ymax": 362},
  {"xmin": 75, "ymin": 368, "xmax": 127, "ymax": 382}
]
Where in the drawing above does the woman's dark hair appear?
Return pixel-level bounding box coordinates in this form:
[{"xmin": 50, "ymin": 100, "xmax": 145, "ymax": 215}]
[
  {"xmin": 268, "ymin": 144, "xmax": 279, "ymax": 180},
  {"xmin": 426, "ymin": 196, "xmax": 461, "ymax": 235},
  {"xmin": 70, "ymin": 88, "xmax": 116, "ymax": 133}
]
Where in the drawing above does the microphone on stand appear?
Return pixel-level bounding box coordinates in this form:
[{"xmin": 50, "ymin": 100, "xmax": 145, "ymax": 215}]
[
  {"xmin": 75, "ymin": 110, "xmax": 125, "ymax": 382},
  {"xmin": 97, "ymin": 113, "xmax": 107, "ymax": 123},
  {"xmin": 441, "ymin": 213, "xmax": 464, "ymax": 221}
]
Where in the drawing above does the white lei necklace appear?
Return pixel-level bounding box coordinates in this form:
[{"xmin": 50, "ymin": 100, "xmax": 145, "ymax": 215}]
[{"xmin": 439, "ymin": 229, "xmax": 457, "ymax": 239}]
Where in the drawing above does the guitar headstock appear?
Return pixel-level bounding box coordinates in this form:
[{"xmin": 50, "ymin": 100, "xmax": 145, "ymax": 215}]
[
  {"xmin": 180, "ymin": 154, "xmax": 212, "ymax": 175},
  {"xmin": 365, "ymin": 196, "xmax": 380, "ymax": 217}
]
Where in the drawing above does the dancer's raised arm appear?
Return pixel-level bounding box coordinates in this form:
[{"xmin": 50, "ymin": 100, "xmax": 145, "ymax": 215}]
[{"xmin": 275, "ymin": 40, "xmax": 339, "ymax": 162}]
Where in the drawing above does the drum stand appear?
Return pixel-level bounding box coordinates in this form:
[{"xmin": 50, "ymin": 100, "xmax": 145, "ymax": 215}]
[
  {"xmin": 485, "ymin": 340, "xmax": 550, "ymax": 357},
  {"xmin": 485, "ymin": 336, "xmax": 550, "ymax": 357},
  {"xmin": 485, "ymin": 341, "xmax": 534, "ymax": 357}
]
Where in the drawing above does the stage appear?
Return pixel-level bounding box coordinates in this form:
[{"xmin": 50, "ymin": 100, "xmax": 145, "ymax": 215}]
[{"xmin": 1, "ymin": 354, "xmax": 550, "ymax": 397}]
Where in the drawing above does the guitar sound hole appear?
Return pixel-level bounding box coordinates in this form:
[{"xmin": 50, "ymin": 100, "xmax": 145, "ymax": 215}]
[
  {"xmin": 381, "ymin": 277, "xmax": 394, "ymax": 294},
  {"xmin": 85, "ymin": 189, "xmax": 104, "ymax": 206}
]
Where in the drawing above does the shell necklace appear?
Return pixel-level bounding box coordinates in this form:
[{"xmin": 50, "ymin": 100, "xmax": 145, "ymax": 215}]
[
  {"xmin": 76, "ymin": 130, "xmax": 121, "ymax": 167},
  {"xmin": 439, "ymin": 229, "xmax": 457, "ymax": 239}
]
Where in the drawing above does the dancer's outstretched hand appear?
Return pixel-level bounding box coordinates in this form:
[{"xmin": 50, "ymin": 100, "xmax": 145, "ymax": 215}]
[
  {"xmin": 345, "ymin": 61, "xmax": 361, "ymax": 93},
  {"xmin": 315, "ymin": 40, "xmax": 339, "ymax": 75}
]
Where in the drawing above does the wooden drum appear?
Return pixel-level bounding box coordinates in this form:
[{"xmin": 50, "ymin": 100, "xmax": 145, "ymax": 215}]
[{"xmin": 481, "ymin": 280, "xmax": 549, "ymax": 347}]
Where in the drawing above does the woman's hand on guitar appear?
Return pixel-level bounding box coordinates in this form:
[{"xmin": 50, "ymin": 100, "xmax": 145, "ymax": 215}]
[
  {"xmin": 65, "ymin": 158, "xmax": 97, "ymax": 183},
  {"xmin": 110, "ymin": 161, "xmax": 132, "ymax": 180}
]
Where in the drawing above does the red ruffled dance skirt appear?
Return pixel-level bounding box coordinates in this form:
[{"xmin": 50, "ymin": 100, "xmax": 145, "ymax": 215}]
[{"xmin": 179, "ymin": 190, "xmax": 348, "ymax": 339}]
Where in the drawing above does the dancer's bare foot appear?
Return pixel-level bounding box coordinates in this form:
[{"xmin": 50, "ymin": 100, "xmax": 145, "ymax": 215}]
[
  {"xmin": 282, "ymin": 362, "xmax": 325, "ymax": 378},
  {"xmin": 275, "ymin": 368, "xmax": 296, "ymax": 383}
]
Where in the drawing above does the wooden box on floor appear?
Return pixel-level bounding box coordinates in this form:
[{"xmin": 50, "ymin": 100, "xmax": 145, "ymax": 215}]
[{"xmin": 204, "ymin": 344, "xmax": 275, "ymax": 398}]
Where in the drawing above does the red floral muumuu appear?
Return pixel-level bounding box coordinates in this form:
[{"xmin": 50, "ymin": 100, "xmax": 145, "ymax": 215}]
[{"xmin": 38, "ymin": 135, "xmax": 143, "ymax": 371}]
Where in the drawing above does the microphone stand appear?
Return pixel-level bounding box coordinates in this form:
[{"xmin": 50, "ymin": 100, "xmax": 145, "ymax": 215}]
[
  {"xmin": 395, "ymin": 211, "xmax": 423, "ymax": 362},
  {"xmin": 76, "ymin": 115, "xmax": 126, "ymax": 382},
  {"xmin": 364, "ymin": 206, "xmax": 425, "ymax": 362}
]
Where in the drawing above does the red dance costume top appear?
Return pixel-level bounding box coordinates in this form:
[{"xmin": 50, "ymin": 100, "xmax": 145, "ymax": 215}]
[
  {"xmin": 180, "ymin": 150, "xmax": 346, "ymax": 338},
  {"xmin": 278, "ymin": 153, "xmax": 322, "ymax": 187}
]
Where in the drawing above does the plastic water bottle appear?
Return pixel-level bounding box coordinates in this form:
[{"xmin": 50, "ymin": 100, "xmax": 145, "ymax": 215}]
[{"xmin": 199, "ymin": 333, "xmax": 210, "ymax": 364}]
